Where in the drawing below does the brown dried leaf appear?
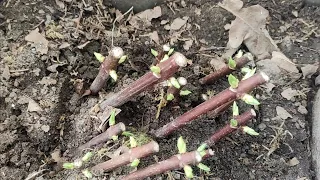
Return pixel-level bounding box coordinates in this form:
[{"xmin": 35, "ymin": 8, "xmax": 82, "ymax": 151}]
[
  {"xmin": 27, "ymin": 99, "xmax": 43, "ymax": 112},
  {"xmin": 276, "ymin": 106, "xmax": 292, "ymax": 120},
  {"xmin": 281, "ymin": 88, "xmax": 298, "ymax": 100},
  {"xmin": 301, "ymin": 63, "xmax": 318, "ymax": 79},
  {"xmin": 169, "ymin": 16, "xmax": 189, "ymax": 30},
  {"xmin": 25, "ymin": 28, "xmax": 49, "ymax": 55},
  {"xmin": 129, "ymin": 6, "xmax": 162, "ymax": 28},
  {"xmin": 270, "ymin": 51, "xmax": 299, "ymax": 73},
  {"xmin": 219, "ymin": 0, "xmax": 278, "ymax": 60},
  {"xmin": 149, "ymin": 31, "xmax": 160, "ymax": 45}
]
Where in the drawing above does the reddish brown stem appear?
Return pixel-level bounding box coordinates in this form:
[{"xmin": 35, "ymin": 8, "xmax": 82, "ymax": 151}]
[
  {"xmin": 206, "ymin": 100, "xmax": 233, "ymax": 118},
  {"xmin": 154, "ymin": 72, "xmax": 269, "ymax": 138},
  {"xmin": 85, "ymin": 47, "xmax": 124, "ymax": 95},
  {"xmin": 77, "ymin": 122, "xmax": 125, "ymax": 151},
  {"xmin": 205, "ymin": 109, "xmax": 256, "ymax": 147},
  {"xmin": 100, "ymin": 52, "xmax": 187, "ymax": 108},
  {"xmin": 122, "ymin": 150, "xmax": 214, "ymax": 180},
  {"xmin": 92, "ymin": 141, "xmax": 159, "ymax": 172},
  {"xmin": 199, "ymin": 55, "xmax": 250, "ymax": 85}
]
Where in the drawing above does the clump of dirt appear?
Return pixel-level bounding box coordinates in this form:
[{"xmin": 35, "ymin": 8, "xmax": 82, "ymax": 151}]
[{"xmin": 0, "ymin": 0, "xmax": 319, "ymax": 179}]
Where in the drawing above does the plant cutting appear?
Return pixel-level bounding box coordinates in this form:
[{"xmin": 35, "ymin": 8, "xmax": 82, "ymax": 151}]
[
  {"xmin": 154, "ymin": 71, "xmax": 269, "ymax": 138},
  {"xmin": 122, "ymin": 109, "xmax": 256, "ymax": 179},
  {"xmin": 91, "ymin": 140, "xmax": 159, "ymax": 173},
  {"xmin": 99, "ymin": 52, "xmax": 188, "ymax": 108},
  {"xmin": 199, "ymin": 53, "xmax": 252, "ymax": 85},
  {"xmin": 165, "ymin": 77, "xmax": 191, "ymax": 102},
  {"xmin": 83, "ymin": 46, "xmax": 126, "ymax": 96}
]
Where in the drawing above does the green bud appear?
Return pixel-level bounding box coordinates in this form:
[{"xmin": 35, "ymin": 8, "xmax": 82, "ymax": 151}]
[
  {"xmin": 177, "ymin": 136, "xmax": 187, "ymax": 154},
  {"xmin": 122, "ymin": 131, "xmax": 134, "ymax": 137},
  {"xmin": 109, "ymin": 109, "xmax": 116, "ymax": 126},
  {"xmin": 63, "ymin": 162, "xmax": 75, "ymax": 169},
  {"xmin": 166, "ymin": 93, "xmax": 174, "ymax": 101},
  {"xmin": 183, "ymin": 165, "xmax": 194, "ymax": 178},
  {"xmin": 73, "ymin": 159, "xmax": 83, "ymax": 168},
  {"xmin": 130, "ymin": 136, "xmax": 137, "ymax": 148},
  {"xmin": 130, "ymin": 158, "xmax": 140, "ymax": 167},
  {"xmin": 197, "ymin": 163, "xmax": 210, "ymax": 172},
  {"xmin": 118, "ymin": 55, "xmax": 127, "ymax": 64},
  {"xmin": 228, "ymin": 57, "xmax": 236, "ymax": 69},
  {"xmin": 169, "ymin": 77, "xmax": 181, "ymax": 89},
  {"xmin": 230, "ymin": 119, "xmax": 238, "ymax": 128},
  {"xmin": 94, "ymin": 52, "xmax": 105, "ymax": 62},
  {"xmin": 151, "ymin": 49, "xmax": 158, "ymax": 57},
  {"xmin": 161, "ymin": 54, "xmax": 169, "ymax": 62},
  {"xmin": 242, "ymin": 68, "xmax": 256, "ymax": 80},
  {"xmin": 241, "ymin": 94, "xmax": 260, "ymax": 105},
  {"xmin": 150, "ymin": 65, "xmax": 161, "ymax": 76},
  {"xmin": 180, "ymin": 90, "xmax": 192, "ymax": 96},
  {"xmin": 168, "ymin": 48, "xmax": 174, "ymax": 56},
  {"xmin": 197, "ymin": 143, "xmax": 208, "ymax": 152},
  {"xmin": 109, "ymin": 70, "xmax": 118, "ymax": 81},
  {"xmin": 228, "ymin": 74, "xmax": 239, "ymax": 89},
  {"xmin": 82, "ymin": 169, "xmax": 93, "ymax": 178},
  {"xmin": 241, "ymin": 67, "xmax": 251, "ymax": 74},
  {"xmin": 232, "ymin": 101, "xmax": 239, "ymax": 116},
  {"xmin": 242, "ymin": 126, "xmax": 259, "ymax": 136},
  {"xmin": 112, "ymin": 135, "xmax": 118, "ymax": 141},
  {"xmin": 82, "ymin": 152, "xmax": 93, "ymax": 162}
]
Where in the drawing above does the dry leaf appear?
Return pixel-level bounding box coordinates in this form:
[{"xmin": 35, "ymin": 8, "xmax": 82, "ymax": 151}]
[
  {"xmin": 270, "ymin": 51, "xmax": 299, "ymax": 73},
  {"xmin": 55, "ymin": 0, "xmax": 65, "ymax": 9},
  {"xmin": 59, "ymin": 42, "xmax": 70, "ymax": 49},
  {"xmin": 77, "ymin": 41, "xmax": 91, "ymax": 49},
  {"xmin": 281, "ymin": 88, "xmax": 298, "ymax": 100},
  {"xmin": 219, "ymin": 0, "xmax": 278, "ymax": 60},
  {"xmin": 210, "ymin": 57, "xmax": 226, "ymax": 70},
  {"xmin": 149, "ymin": 31, "xmax": 160, "ymax": 45},
  {"xmin": 25, "ymin": 28, "xmax": 49, "ymax": 55},
  {"xmin": 287, "ymin": 157, "xmax": 299, "ymax": 167},
  {"xmin": 1, "ymin": 65, "xmax": 10, "ymax": 80},
  {"xmin": 27, "ymin": 99, "xmax": 43, "ymax": 112},
  {"xmin": 183, "ymin": 39, "xmax": 193, "ymax": 50},
  {"xmin": 276, "ymin": 106, "xmax": 292, "ymax": 120},
  {"xmin": 301, "ymin": 64, "xmax": 318, "ymax": 79},
  {"xmin": 129, "ymin": 6, "xmax": 162, "ymax": 28},
  {"xmin": 97, "ymin": 105, "xmax": 122, "ymax": 131},
  {"xmin": 298, "ymin": 105, "xmax": 308, "ymax": 115},
  {"xmin": 169, "ymin": 16, "xmax": 189, "ymax": 30}
]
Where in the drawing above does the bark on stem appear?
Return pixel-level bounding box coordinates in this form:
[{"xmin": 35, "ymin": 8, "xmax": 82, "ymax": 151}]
[
  {"xmin": 206, "ymin": 100, "xmax": 233, "ymax": 118},
  {"xmin": 87, "ymin": 47, "xmax": 124, "ymax": 95},
  {"xmin": 92, "ymin": 141, "xmax": 159, "ymax": 172},
  {"xmin": 122, "ymin": 150, "xmax": 214, "ymax": 180},
  {"xmin": 78, "ymin": 122, "xmax": 125, "ymax": 151},
  {"xmin": 205, "ymin": 109, "xmax": 256, "ymax": 147},
  {"xmin": 100, "ymin": 52, "xmax": 187, "ymax": 108},
  {"xmin": 154, "ymin": 72, "xmax": 269, "ymax": 138},
  {"xmin": 199, "ymin": 55, "xmax": 251, "ymax": 85}
]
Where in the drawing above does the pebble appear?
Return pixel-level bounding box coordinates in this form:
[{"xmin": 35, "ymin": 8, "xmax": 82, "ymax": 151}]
[{"xmin": 258, "ymin": 123, "xmax": 267, "ymax": 131}]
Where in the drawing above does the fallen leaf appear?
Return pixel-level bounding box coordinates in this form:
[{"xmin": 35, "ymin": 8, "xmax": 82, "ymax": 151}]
[
  {"xmin": 98, "ymin": 105, "xmax": 122, "ymax": 131},
  {"xmin": 183, "ymin": 39, "xmax": 193, "ymax": 50},
  {"xmin": 51, "ymin": 149, "xmax": 64, "ymax": 163},
  {"xmin": 287, "ymin": 157, "xmax": 299, "ymax": 167},
  {"xmin": 219, "ymin": 0, "xmax": 278, "ymax": 60},
  {"xmin": 276, "ymin": 106, "xmax": 292, "ymax": 120},
  {"xmin": 149, "ymin": 31, "xmax": 160, "ymax": 45},
  {"xmin": 263, "ymin": 83, "xmax": 275, "ymax": 93},
  {"xmin": 270, "ymin": 51, "xmax": 299, "ymax": 73},
  {"xmin": 77, "ymin": 41, "xmax": 91, "ymax": 49},
  {"xmin": 169, "ymin": 16, "xmax": 189, "ymax": 30},
  {"xmin": 59, "ymin": 42, "xmax": 71, "ymax": 49},
  {"xmin": 55, "ymin": 0, "xmax": 65, "ymax": 9},
  {"xmin": 210, "ymin": 57, "xmax": 226, "ymax": 70},
  {"xmin": 27, "ymin": 99, "xmax": 43, "ymax": 112},
  {"xmin": 301, "ymin": 64, "xmax": 318, "ymax": 79},
  {"xmin": 129, "ymin": 6, "xmax": 162, "ymax": 28},
  {"xmin": 298, "ymin": 105, "xmax": 308, "ymax": 115},
  {"xmin": 25, "ymin": 28, "xmax": 49, "ymax": 55},
  {"xmin": 1, "ymin": 65, "xmax": 10, "ymax": 80},
  {"xmin": 281, "ymin": 88, "xmax": 298, "ymax": 100}
]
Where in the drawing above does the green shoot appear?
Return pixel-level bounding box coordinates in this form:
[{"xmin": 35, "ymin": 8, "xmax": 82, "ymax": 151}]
[
  {"xmin": 118, "ymin": 55, "xmax": 128, "ymax": 64},
  {"xmin": 197, "ymin": 143, "xmax": 208, "ymax": 152},
  {"xmin": 242, "ymin": 126, "xmax": 259, "ymax": 136},
  {"xmin": 241, "ymin": 94, "xmax": 260, "ymax": 105},
  {"xmin": 63, "ymin": 162, "xmax": 75, "ymax": 169},
  {"xmin": 161, "ymin": 54, "xmax": 169, "ymax": 62},
  {"xmin": 82, "ymin": 152, "xmax": 93, "ymax": 162},
  {"xmin": 112, "ymin": 135, "xmax": 118, "ymax": 141},
  {"xmin": 242, "ymin": 68, "xmax": 256, "ymax": 80},
  {"xmin": 130, "ymin": 136, "xmax": 137, "ymax": 148},
  {"xmin": 177, "ymin": 136, "xmax": 187, "ymax": 154},
  {"xmin": 168, "ymin": 48, "xmax": 174, "ymax": 56},
  {"xmin": 130, "ymin": 158, "xmax": 140, "ymax": 167},
  {"xmin": 94, "ymin": 52, "xmax": 105, "ymax": 62},
  {"xmin": 122, "ymin": 131, "xmax": 134, "ymax": 137},
  {"xmin": 230, "ymin": 119, "xmax": 238, "ymax": 128},
  {"xmin": 109, "ymin": 70, "xmax": 118, "ymax": 81},
  {"xmin": 109, "ymin": 109, "xmax": 116, "ymax": 126},
  {"xmin": 184, "ymin": 165, "xmax": 194, "ymax": 178},
  {"xmin": 228, "ymin": 57, "xmax": 236, "ymax": 69},
  {"xmin": 228, "ymin": 74, "xmax": 239, "ymax": 89},
  {"xmin": 197, "ymin": 163, "xmax": 210, "ymax": 172},
  {"xmin": 232, "ymin": 101, "xmax": 239, "ymax": 116},
  {"xmin": 241, "ymin": 67, "xmax": 251, "ymax": 74},
  {"xmin": 169, "ymin": 77, "xmax": 181, "ymax": 89},
  {"xmin": 150, "ymin": 65, "xmax": 161, "ymax": 76},
  {"xmin": 82, "ymin": 169, "xmax": 93, "ymax": 178},
  {"xmin": 151, "ymin": 49, "xmax": 159, "ymax": 57},
  {"xmin": 180, "ymin": 90, "xmax": 192, "ymax": 96},
  {"xmin": 167, "ymin": 93, "xmax": 174, "ymax": 101}
]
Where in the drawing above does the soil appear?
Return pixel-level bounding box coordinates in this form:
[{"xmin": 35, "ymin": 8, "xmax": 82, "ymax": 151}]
[{"xmin": 0, "ymin": 0, "xmax": 319, "ymax": 179}]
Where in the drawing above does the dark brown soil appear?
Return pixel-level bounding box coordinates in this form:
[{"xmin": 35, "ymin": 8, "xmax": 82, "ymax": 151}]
[{"xmin": 0, "ymin": 0, "xmax": 319, "ymax": 179}]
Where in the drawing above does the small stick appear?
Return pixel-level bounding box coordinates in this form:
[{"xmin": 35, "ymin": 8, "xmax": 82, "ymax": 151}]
[
  {"xmin": 154, "ymin": 72, "xmax": 269, "ymax": 138},
  {"xmin": 205, "ymin": 109, "xmax": 256, "ymax": 147},
  {"xmin": 84, "ymin": 47, "xmax": 124, "ymax": 95},
  {"xmin": 78, "ymin": 122, "xmax": 125, "ymax": 151},
  {"xmin": 122, "ymin": 150, "xmax": 214, "ymax": 180},
  {"xmin": 206, "ymin": 100, "xmax": 233, "ymax": 118},
  {"xmin": 92, "ymin": 141, "xmax": 159, "ymax": 172},
  {"xmin": 199, "ymin": 54, "xmax": 251, "ymax": 85},
  {"xmin": 100, "ymin": 52, "xmax": 188, "ymax": 108}
]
